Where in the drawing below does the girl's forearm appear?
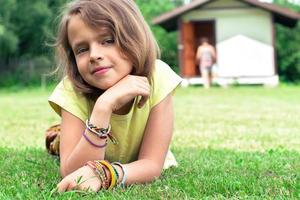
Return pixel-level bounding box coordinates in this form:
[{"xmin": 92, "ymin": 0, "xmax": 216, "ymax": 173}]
[
  {"xmin": 116, "ymin": 159, "xmax": 163, "ymax": 186},
  {"xmin": 61, "ymin": 104, "xmax": 113, "ymax": 177}
]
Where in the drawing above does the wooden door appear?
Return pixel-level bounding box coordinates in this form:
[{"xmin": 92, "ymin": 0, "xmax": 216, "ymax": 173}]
[{"xmin": 181, "ymin": 21, "xmax": 196, "ymax": 77}]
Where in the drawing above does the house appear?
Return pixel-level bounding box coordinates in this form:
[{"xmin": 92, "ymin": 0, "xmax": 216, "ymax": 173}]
[{"xmin": 153, "ymin": 0, "xmax": 300, "ymax": 86}]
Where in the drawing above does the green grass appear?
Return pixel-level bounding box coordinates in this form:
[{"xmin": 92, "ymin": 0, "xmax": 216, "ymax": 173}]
[{"xmin": 0, "ymin": 85, "xmax": 300, "ymax": 199}]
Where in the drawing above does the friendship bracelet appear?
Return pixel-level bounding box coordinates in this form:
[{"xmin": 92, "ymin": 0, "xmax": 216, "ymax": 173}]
[
  {"xmin": 85, "ymin": 120, "xmax": 111, "ymax": 137},
  {"xmin": 85, "ymin": 161, "xmax": 104, "ymax": 189},
  {"xmin": 111, "ymin": 164, "xmax": 119, "ymax": 181},
  {"xmin": 112, "ymin": 162, "xmax": 127, "ymax": 188},
  {"xmin": 99, "ymin": 160, "xmax": 117, "ymax": 189},
  {"xmin": 86, "ymin": 120, "xmax": 118, "ymax": 145},
  {"xmin": 96, "ymin": 161, "xmax": 111, "ymax": 190},
  {"xmin": 94, "ymin": 161, "xmax": 110, "ymax": 189},
  {"xmin": 107, "ymin": 132, "xmax": 118, "ymax": 145},
  {"xmin": 82, "ymin": 131, "xmax": 107, "ymax": 148}
]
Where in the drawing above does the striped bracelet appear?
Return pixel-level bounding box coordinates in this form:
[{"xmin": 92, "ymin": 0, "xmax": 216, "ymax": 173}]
[{"xmin": 112, "ymin": 162, "xmax": 127, "ymax": 188}]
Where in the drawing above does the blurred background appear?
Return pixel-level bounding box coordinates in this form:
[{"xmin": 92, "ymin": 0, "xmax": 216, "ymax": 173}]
[{"xmin": 0, "ymin": 0, "xmax": 299, "ymax": 88}]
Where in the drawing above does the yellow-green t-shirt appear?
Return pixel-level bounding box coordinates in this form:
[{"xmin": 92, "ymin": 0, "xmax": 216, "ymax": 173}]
[{"xmin": 48, "ymin": 60, "xmax": 182, "ymax": 169}]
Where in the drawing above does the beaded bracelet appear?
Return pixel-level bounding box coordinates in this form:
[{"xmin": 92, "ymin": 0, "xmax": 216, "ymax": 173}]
[
  {"xmin": 85, "ymin": 161, "xmax": 104, "ymax": 189},
  {"xmin": 112, "ymin": 162, "xmax": 127, "ymax": 188},
  {"xmin": 94, "ymin": 161, "xmax": 110, "ymax": 189},
  {"xmin": 99, "ymin": 160, "xmax": 117, "ymax": 189},
  {"xmin": 82, "ymin": 131, "xmax": 107, "ymax": 148}
]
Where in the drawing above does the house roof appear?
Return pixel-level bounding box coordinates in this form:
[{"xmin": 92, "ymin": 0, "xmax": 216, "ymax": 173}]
[{"xmin": 152, "ymin": 0, "xmax": 300, "ymax": 31}]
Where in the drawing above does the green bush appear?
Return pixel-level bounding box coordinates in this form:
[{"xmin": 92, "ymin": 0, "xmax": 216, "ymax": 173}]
[
  {"xmin": 0, "ymin": 0, "xmax": 299, "ymax": 87},
  {"xmin": 0, "ymin": 56, "xmax": 53, "ymax": 87},
  {"xmin": 274, "ymin": 0, "xmax": 300, "ymax": 83}
]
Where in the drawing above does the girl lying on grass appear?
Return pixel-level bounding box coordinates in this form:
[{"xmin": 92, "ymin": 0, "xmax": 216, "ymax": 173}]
[{"xmin": 47, "ymin": 0, "xmax": 182, "ymax": 192}]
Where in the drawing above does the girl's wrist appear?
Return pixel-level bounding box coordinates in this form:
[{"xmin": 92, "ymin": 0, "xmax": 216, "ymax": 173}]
[
  {"xmin": 90, "ymin": 96, "xmax": 113, "ymax": 118},
  {"xmin": 89, "ymin": 97, "xmax": 113, "ymax": 130},
  {"xmin": 83, "ymin": 165, "xmax": 102, "ymax": 191},
  {"xmin": 95, "ymin": 95, "xmax": 115, "ymax": 113}
]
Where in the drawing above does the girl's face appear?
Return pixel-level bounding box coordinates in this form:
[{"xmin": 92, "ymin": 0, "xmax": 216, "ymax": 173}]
[{"xmin": 67, "ymin": 15, "xmax": 133, "ymax": 90}]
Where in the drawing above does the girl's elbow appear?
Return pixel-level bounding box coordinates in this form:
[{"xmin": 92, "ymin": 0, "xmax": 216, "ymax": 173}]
[
  {"xmin": 60, "ymin": 159, "xmax": 71, "ymax": 178},
  {"xmin": 150, "ymin": 163, "xmax": 163, "ymax": 180},
  {"xmin": 153, "ymin": 171, "xmax": 162, "ymax": 180},
  {"xmin": 60, "ymin": 165, "xmax": 68, "ymax": 178}
]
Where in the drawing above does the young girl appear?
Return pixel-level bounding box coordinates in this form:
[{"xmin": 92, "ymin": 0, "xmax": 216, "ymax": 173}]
[
  {"xmin": 48, "ymin": 0, "xmax": 182, "ymax": 192},
  {"xmin": 196, "ymin": 38, "xmax": 216, "ymax": 89}
]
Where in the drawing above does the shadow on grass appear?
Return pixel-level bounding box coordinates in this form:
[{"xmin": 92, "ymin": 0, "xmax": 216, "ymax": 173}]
[{"xmin": 0, "ymin": 147, "xmax": 299, "ymax": 199}]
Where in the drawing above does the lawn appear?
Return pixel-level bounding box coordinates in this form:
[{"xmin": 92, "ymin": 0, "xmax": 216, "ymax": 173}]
[{"xmin": 0, "ymin": 85, "xmax": 299, "ymax": 199}]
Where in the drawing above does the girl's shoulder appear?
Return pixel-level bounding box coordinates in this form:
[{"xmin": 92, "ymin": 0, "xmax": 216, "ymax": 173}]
[
  {"xmin": 152, "ymin": 60, "xmax": 180, "ymax": 80},
  {"xmin": 149, "ymin": 60, "xmax": 182, "ymax": 108},
  {"xmin": 48, "ymin": 77, "xmax": 89, "ymax": 122},
  {"xmin": 49, "ymin": 77, "xmax": 75, "ymax": 96},
  {"xmin": 152, "ymin": 59, "xmax": 182, "ymax": 86}
]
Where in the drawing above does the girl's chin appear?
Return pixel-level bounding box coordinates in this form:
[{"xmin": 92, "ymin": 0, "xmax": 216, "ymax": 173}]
[{"xmin": 94, "ymin": 82, "xmax": 114, "ymax": 91}]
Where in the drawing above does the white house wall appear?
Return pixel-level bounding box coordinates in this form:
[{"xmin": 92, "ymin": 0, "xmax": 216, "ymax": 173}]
[
  {"xmin": 182, "ymin": 0, "xmax": 275, "ymax": 78},
  {"xmin": 217, "ymin": 35, "xmax": 274, "ymax": 77}
]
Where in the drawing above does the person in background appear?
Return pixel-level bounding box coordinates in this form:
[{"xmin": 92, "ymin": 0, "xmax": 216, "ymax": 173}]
[{"xmin": 196, "ymin": 37, "xmax": 217, "ymax": 89}]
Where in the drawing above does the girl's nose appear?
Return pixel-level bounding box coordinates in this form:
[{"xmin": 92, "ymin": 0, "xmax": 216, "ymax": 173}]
[{"xmin": 90, "ymin": 44, "xmax": 104, "ymax": 62}]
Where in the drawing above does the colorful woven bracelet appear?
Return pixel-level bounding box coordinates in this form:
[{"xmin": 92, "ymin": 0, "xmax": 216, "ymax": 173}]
[
  {"xmin": 82, "ymin": 131, "xmax": 107, "ymax": 148},
  {"xmin": 96, "ymin": 161, "xmax": 111, "ymax": 190},
  {"xmin": 99, "ymin": 160, "xmax": 117, "ymax": 189},
  {"xmin": 85, "ymin": 120, "xmax": 111, "ymax": 137},
  {"xmin": 112, "ymin": 162, "xmax": 127, "ymax": 188},
  {"xmin": 94, "ymin": 161, "xmax": 109, "ymax": 189},
  {"xmin": 86, "ymin": 120, "xmax": 118, "ymax": 144},
  {"xmin": 111, "ymin": 164, "xmax": 119, "ymax": 181},
  {"xmin": 85, "ymin": 161, "xmax": 104, "ymax": 189}
]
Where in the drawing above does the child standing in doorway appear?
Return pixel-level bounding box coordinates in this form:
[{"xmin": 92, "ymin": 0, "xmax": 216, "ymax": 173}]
[
  {"xmin": 196, "ymin": 37, "xmax": 217, "ymax": 89},
  {"xmin": 48, "ymin": 0, "xmax": 182, "ymax": 192}
]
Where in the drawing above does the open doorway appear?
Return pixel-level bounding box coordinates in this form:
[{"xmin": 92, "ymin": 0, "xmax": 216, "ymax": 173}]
[{"xmin": 193, "ymin": 20, "xmax": 216, "ymax": 76}]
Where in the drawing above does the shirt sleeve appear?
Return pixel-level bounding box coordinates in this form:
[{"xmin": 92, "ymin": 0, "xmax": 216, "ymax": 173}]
[
  {"xmin": 48, "ymin": 78, "xmax": 88, "ymax": 122},
  {"xmin": 150, "ymin": 60, "xmax": 182, "ymax": 108}
]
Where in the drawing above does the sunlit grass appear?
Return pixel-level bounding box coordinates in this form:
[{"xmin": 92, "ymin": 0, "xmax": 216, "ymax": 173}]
[{"xmin": 0, "ymin": 85, "xmax": 299, "ymax": 199}]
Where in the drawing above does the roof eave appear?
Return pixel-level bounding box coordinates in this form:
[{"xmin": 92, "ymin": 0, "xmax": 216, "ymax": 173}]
[
  {"xmin": 152, "ymin": 0, "xmax": 212, "ymax": 32},
  {"xmin": 153, "ymin": 0, "xmax": 300, "ymax": 31},
  {"xmin": 242, "ymin": 0, "xmax": 300, "ymax": 28},
  {"xmin": 274, "ymin": 14, "xmax": 298, "ymax": 28}
]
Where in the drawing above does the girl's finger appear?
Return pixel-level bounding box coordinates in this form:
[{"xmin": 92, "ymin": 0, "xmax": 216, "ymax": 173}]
[
  {"xmin": 138, "ymin": 95, "xmax": 149, "ymax": 108},
  {"xmin": 57, "ymin": 180, "xmax": 69, "ymax": 193},
  {"xmin": 66, "ymin": 181, "xmax": 78, "ymax": 191},
  {"xmin": 136, "ymin": 82, "xmax": 150, "ymax": 93}
]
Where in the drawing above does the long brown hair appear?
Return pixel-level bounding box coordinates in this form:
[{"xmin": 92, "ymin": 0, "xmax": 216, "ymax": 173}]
[{"xmin": 54, "ymin": 0, "xmax": 160, "ymax": 99}]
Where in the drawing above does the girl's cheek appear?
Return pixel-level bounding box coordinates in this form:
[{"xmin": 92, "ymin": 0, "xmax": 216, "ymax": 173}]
[{"xmin": 76, "ymin": 57, "xmax": 86, "ymax": 68}]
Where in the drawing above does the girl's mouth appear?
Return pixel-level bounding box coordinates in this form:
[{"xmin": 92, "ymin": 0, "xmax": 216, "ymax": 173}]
[{"xmin": 92, "ymin": 67, "xmax": 111, "ymax": 75}]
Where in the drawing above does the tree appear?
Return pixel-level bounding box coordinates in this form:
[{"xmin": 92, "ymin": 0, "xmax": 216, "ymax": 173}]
[
  {"xmin": 136, "ymin": 0, "xmax": 180, "ymax": 71},
  {"xmin": 0, "ymin": 0, "xmax": 66, "ymax": 86},
  {"xmin": 0, "ymin": 0, "xmax": 18, "ymax": 63},
  {"xmin": 273, "ymin": 0, "xmax": 300, "ymax": 82}
]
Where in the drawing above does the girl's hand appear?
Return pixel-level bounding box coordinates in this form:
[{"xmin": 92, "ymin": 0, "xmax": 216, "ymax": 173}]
[
  {"xmin": 57, "ymin": 166, "xmax": 101, "ymax": 193},
  {"xmin": 97, "ymin": 75, "xmax": 150, "ymax": 111}
]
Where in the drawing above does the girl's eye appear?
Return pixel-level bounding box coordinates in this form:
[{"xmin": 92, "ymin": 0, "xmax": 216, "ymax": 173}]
[
  {"xmin": 76, "ymin": 47, "xmax": 88, "ymax": 55},
  {"xmin": 102, "ymin": 38, "xmax": 115, "ymax": 45}
]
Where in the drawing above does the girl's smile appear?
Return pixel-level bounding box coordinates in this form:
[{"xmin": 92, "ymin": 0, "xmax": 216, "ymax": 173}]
[
  {"xmin": 67, "ymin": 14, "xmax": 133, "ymax": 90},
  {"xmin": 92, "ymin": 66, "xmax": 112, "ymax": 76}
]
